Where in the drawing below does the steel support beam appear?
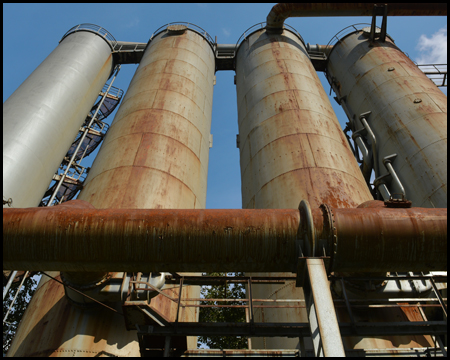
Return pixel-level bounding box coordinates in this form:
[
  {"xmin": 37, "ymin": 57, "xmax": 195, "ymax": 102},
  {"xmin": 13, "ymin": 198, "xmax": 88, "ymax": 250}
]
[{"xmin": 304, "ymin": 259, "xmax": 345, "ymax": 357}]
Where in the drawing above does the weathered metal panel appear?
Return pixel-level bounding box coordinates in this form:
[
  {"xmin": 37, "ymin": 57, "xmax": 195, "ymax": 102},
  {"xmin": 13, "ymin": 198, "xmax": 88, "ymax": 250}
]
[
  {"xmin": 3, "ymin": 31, "xmax": 113, "ymax": 209},
  {"xmin": 80, "ymin": 30, "xmax": 214, "ymax": 210},
  {"xmin": 327, "ymin": 30, "xmax": 447, "ymax": 208},
  {"xmin": 235, "ymin": 26, "xmax": 373, "ymax": 350},
  {"xmin": 6, "ymin": 271, "xmax": 139, "ymax": 357},
  {"xmin": 77, "ymin": 26, "xmax": 215, "ymax": 352}
]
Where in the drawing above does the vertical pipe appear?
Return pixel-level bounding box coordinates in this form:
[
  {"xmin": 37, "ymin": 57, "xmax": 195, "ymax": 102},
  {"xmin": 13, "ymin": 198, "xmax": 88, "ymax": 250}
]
[
  {"xmin": 235, "ymin": 26, "xmax": 373, "ymax": 351},
  {"xmin": 3, "ymin": 29, "xmax": 114, "ymax": 209},
  {"xmin": 327, "ymin": 27, "xmax": 447, "ymax": 208}
]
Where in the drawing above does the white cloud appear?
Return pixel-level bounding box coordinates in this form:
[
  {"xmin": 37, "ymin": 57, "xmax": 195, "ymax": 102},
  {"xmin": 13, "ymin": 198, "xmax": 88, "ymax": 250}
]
[
  {"xmin": 415, "ymin": 27, "xmax": 447, "ymax": 64},
  {"xmin": 222, "ymin": 28, "xmax": 231, "ymax": 38}
]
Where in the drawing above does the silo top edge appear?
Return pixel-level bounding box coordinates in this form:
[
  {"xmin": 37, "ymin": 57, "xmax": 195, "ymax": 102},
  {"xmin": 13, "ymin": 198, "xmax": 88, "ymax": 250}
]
[
  {"xmin": 235, "ymin": 22, "xmax": 306, "ymax": 57},
  {"xmin": 326, "ymin": 23, "xmax": 396, "ymax": 57},
  {"xmin": 148, "ymin": 22, "xmax": 216, "ymax": 55},
  {"xmin": 60, "ymin": 23, "xmax": 117, "ymax": 51}
]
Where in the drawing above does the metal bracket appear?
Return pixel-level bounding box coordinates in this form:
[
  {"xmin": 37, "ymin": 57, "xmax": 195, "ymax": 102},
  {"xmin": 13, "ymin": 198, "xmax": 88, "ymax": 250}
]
[
  {"xmin": 382, "ymin": 154, "xmax": 407, "ymax": 200},
  {"xmin": 298, "ymin": 200, "xmax": 315, "ymax": 257},
  {"xmin": 370, "ymin": 4, "xmax": 388, "ymax": 42}
]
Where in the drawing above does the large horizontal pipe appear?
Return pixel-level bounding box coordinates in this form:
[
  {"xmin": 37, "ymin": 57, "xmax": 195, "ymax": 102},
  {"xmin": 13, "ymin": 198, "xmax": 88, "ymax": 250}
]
[
  {"xmin": 266, "ymin": 3, "xmax": 447, "ymax": 30},
  {"xmin": 3, "ymin": 200, "xmax": 447, "ymax": 273}
]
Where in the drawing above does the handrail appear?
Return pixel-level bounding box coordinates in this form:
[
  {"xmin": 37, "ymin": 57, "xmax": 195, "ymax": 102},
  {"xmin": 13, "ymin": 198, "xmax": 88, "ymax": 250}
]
[
  {"xmin": 149, "ymin": 22, "xmax": 215, "ymax": 49},
  {"xmin": 235, "ymin": 22, "xmax": 306, "ymax": 55},
  {"xmin": 60, "ymin": 23, "xmax": 117, "ymax": 51}
]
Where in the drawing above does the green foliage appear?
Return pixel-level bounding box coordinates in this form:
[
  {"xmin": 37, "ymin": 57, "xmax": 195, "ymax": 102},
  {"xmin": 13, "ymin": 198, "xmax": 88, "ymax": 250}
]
[
  {"xmin": 197, "ymin": 272, "xmax": 248, "ymax": 350},
  {"xmin": 3, "ymin": 272, "xmax": 39, "ymax": 355}
]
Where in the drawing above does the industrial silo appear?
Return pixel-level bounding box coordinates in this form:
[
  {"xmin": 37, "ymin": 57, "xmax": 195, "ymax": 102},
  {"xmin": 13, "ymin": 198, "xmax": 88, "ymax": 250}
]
[
  {"xmin": 326, "ymin": 25, "xmax": 447, "ymax": 208},
  {"xmin": 3, "ymin": 25, "xmax": 115, "ymax": 209},
  {"xmin": 7, "ymin": 23, "xmax": 215, "ymax": 356},
  {"xmin": 77, "ymin": 23, "xmax": 215, "ymax": 351},
  {"xmin": 235, "ymin": 24, "xmax": 373, "ymax": 351}
]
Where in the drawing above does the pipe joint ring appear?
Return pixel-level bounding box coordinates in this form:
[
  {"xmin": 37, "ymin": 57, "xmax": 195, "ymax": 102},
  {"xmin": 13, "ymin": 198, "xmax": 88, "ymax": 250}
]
[{"xmin": 299, "ymin": 200, "xmax": 315, "ymax": 257}]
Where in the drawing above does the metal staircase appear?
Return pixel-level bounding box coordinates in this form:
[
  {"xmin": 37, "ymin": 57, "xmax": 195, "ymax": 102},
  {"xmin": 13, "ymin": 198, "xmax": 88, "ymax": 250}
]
[{"xmin": 39, "ymin": 70, "xmax": 123, "ymax": 207}]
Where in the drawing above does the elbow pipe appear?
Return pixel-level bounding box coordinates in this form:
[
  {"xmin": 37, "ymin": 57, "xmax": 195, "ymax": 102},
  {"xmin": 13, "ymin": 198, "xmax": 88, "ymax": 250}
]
[
  {"xmin": 3, "ymin": 200, "xmax": 447, "ymax": 274},
  {"xmin": 266, "ymin": 3, "xmax": 447, "ymax": 30}
]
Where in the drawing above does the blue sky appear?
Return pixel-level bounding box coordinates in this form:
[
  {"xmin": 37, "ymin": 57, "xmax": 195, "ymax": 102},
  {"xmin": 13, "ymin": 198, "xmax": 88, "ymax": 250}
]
[{"xmin": 3, "ymin": 4, "xmax": 447, "ymax": 209}]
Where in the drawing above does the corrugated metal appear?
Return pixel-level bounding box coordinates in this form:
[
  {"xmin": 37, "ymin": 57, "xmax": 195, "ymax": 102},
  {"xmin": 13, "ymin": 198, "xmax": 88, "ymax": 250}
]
[
  {"xmin": 235, "ymin": 26, "xmax": 373, "ymax": 351},
  {"xmin": 3, "ymin": 31, "xmax": 113, "ymax": 209},
  {"xmin": 327, "ymin": 29, "xmax": 447, "ymax": 208}
]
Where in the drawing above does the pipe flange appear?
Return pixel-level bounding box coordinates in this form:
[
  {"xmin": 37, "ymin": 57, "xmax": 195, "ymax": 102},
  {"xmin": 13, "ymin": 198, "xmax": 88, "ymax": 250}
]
[
  {"xmin": 298, "ymin": 200, "xmax": 315, "ymax": 257},
  {"xmin": 327, "ymin": 206, "xmax": 338, "ymax": 275}
]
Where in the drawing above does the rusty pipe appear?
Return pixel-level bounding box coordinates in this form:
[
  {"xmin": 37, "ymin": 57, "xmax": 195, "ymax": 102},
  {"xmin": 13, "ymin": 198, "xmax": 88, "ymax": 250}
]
[
  {"xmin": 266, "ymin": 3, "xmax": 447, "ymax": 30},
  {"xmin": 307, "ymin": 203, "xmax": 447, "ymax": 273},
  {"xmin": 3, "ymin": 200, "xmax": 447, "ymax": 273}
]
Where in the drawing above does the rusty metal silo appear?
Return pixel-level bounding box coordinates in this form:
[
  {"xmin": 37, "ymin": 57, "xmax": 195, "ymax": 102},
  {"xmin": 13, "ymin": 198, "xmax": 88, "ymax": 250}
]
[
  {"xmin": 326, "ymin": 25, "xmax": 447, "ymax": 208},
  {"xmin": 7, "ymin": 23, "xmax": 215, "ymax": 356},
  {"xmin": 78, "ymin": 23, "xmax": 215, "ymax": 351},
  {"xmin": 235, "ymin": 24, "xmax": 373, "ymax": 350}
]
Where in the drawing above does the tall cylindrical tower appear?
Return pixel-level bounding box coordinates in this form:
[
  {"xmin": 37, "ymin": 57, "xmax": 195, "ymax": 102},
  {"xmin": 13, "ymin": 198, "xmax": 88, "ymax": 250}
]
[
  {"xmin": 235, "ymin": 25, "xmax": 373, "ymax": 350},
  {"xmin": 7, "ymin": 24, "xmax": 215, "ymax": 356},
  {"xmin": 80, "ymin": 25, "xmax": 215, "ymax": 210},
  {"xmin": 326, "ymin": 26, "xmax": 447, "ymax": 208},
  {"xmin": 3, "ymin": 25, "xmax": 114, "ymax": 209},
  {"xmin": 78, "ymin": 23, "xmax": 215, "ymax": 350}
]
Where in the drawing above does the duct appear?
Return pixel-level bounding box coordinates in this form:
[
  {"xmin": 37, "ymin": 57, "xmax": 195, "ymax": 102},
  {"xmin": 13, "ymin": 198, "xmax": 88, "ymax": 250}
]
[
  {"xmin": 3, "ymin": 200, "xmax": 447, "ymax": 273},
  {"xmin": 266, "ymin": 3, "xmax": 447, "ymax": 31}
]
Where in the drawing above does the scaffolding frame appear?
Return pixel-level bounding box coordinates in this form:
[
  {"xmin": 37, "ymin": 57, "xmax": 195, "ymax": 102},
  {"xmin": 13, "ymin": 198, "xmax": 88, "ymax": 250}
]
[{"xmin": 122, "ymin": 268, "xmax": 447, "ymax": 357}]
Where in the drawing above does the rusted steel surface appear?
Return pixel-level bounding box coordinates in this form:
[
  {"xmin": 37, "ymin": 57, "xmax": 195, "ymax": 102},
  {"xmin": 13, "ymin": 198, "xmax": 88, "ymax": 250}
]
[
  {"xmin": 3, "ymin": 200, "xmax": 300, "ymax": 273},
  {"xmin": 266, "ymin": 3, "xmax": 447, "ymax": 29},
  {"xmin": 311, "ymin": 205, "xmax": 447, "ymax": 272},
  {"xmin": 6, "ymin": 271, "xmax": 140, "ymax": 357},
  {"xmin": 235, "ymin": 25, "xmax": 373, "ymax": 350},
  {"xmin": 327, "ymin": 29, "xmax": 447, "ymax": 208},
  {"xmin": 235, "ymin": 28, "xmax": 373, "ymax": 211},
  {"xmin": 78, "ymin": 28, "xmax": 215, "ymax": 210},
  {"xmin": 77, "ymin": 27, "xmax": 215, "ymax": 351},
  {"xmin": 3, "ymin": 200, "xmax": 446, "ymax": 273},
  {"xmin": 8, "ymin": 27, "xmax": 215, "ymax": 356}
]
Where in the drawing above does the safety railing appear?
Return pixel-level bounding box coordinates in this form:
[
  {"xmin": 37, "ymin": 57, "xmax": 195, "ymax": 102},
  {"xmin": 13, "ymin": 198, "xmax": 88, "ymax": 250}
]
[
  {"xmin": 149, "ymin": 22, "xmax": 215, "ymax": 46},
  {"xmin": 60, "ymin": 23, "xmax": 118, "ymax": 50},
  {"xmin": 235, "ymin": 22, "xmax": 306, "ymax": 53},
  {"xmin": 417, "ymin": 64, "xmax": 447, "ymax": 87},
  {"xmin": 124, "ymin": 272, "xmax": 447, "ymax": 356},
  {"xmin": 39, "ymin": 67, "xmax": 123, "ymax": 207}
]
